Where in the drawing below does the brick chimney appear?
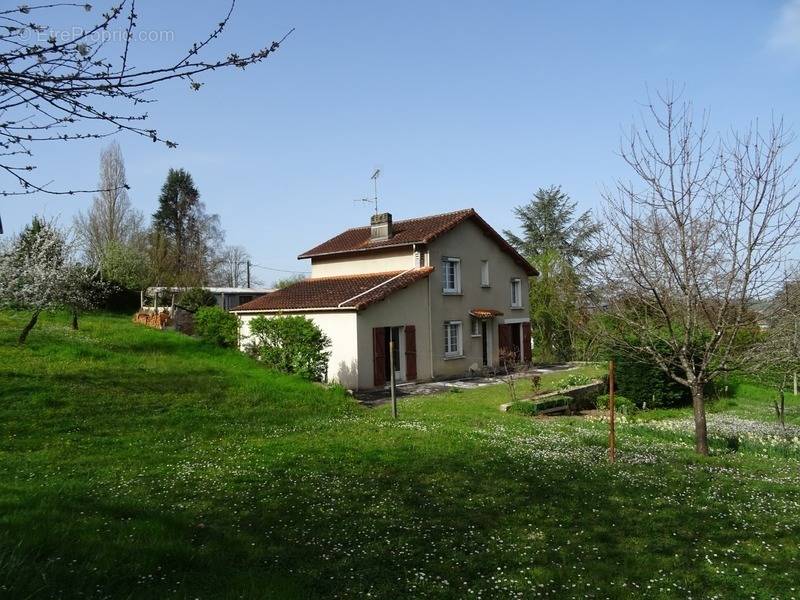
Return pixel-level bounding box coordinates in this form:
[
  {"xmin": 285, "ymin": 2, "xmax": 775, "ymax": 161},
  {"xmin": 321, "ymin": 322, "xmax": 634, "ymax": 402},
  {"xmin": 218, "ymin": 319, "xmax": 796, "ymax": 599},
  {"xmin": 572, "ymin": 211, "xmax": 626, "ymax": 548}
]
[{"xmin": 370, "ymin": 212, "xmax": 392, "ymax": 241}]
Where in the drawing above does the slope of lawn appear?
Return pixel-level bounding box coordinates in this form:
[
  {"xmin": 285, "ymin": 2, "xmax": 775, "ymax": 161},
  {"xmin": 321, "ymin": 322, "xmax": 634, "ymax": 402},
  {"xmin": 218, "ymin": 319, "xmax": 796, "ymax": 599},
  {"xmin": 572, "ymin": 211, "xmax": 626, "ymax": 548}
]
[{"xmin": 1, "ymin": 311, "xmax": 799, "ymax": 599}]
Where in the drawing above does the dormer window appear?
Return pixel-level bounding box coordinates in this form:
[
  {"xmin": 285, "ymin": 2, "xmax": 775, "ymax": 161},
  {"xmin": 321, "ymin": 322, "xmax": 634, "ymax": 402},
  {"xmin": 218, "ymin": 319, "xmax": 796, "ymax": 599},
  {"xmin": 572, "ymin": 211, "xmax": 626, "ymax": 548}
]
[{"xmin": 442, "ymin": 257, "xmax": 461, "ymax": 294}]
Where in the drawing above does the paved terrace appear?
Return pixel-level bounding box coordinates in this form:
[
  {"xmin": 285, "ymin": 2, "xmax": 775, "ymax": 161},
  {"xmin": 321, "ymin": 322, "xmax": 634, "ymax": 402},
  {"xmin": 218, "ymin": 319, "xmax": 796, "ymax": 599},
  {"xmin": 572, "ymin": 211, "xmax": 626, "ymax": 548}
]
[{"xmin": 355, "ymin": 363, "xmax": 580, "ymax": 407}]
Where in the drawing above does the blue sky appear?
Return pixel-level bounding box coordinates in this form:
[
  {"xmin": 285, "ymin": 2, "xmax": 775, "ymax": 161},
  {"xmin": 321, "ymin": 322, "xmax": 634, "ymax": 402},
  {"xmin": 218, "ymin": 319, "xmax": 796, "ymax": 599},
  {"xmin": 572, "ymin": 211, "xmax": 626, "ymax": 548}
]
[{"xmin": 4, "ymin": 1, "xmax": 800, "ymax": 282}]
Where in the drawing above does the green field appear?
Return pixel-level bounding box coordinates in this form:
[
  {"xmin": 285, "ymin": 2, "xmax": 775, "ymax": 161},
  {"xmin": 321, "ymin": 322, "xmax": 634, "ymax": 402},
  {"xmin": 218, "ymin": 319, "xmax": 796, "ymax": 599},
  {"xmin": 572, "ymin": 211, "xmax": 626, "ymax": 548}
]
[{"xmin": 1, "ymin": 312, "xmax": 799, "ymax": 598}]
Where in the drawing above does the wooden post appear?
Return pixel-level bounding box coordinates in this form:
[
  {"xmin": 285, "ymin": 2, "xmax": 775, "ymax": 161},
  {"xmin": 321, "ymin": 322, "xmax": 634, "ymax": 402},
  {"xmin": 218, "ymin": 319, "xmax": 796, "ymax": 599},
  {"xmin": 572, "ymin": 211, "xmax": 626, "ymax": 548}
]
[
  {"xmin": 140, "ymin": 290, "xmax": 144, "ymax": 310},
  {"xmin": 794, "ymin": 372, "xmax": 797, "ymax": 396},
  {"xmin": 609, "ymin": 359, "xmax": 616, "ymax": 463},
  {"xmin": 389, "ymin": 338, "xmax": 397, "ymax": 419}
]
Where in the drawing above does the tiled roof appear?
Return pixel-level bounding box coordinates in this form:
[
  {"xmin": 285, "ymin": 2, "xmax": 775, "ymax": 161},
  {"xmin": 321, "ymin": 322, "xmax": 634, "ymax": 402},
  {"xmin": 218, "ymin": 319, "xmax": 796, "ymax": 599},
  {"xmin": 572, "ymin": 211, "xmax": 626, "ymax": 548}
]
[
  {"xmin": 469, "ymin": 308, "xmax": 504, "ymax": 319},
  {"xmin": 297, "ymin": 208, "xmax": 537, "ymax": 276},
  {"xmin": 231, "ymin": 267, "xmax": 434, "ymax": 312}
]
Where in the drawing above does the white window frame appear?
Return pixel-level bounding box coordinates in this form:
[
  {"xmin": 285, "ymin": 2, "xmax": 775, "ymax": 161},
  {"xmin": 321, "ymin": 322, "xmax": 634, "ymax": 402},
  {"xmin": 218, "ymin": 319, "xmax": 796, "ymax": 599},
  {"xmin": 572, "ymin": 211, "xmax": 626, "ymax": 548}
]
[
  {"xmin": 442, "ymin": 257, "xmax": 461, "ymax": 294},
  {"xmin": 444, "ymin": 320, "xmax": 463, "ymax": 357},
  {"xmin": 470, "ymin": 316, "xmax": 481, "ymax": 337},
  {"xmin": 511, "ymin": 278, "xmax": 522, "ymax": 308},
  {"xmin": 480, "ymin": 260, "xmax": 490, "ymax": 287}
]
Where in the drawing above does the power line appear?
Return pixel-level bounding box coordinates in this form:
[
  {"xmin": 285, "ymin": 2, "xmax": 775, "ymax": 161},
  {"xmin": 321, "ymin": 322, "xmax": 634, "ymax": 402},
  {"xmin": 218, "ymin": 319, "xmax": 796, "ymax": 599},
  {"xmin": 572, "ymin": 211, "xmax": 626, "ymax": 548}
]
[{"xmin": 249, "ymin": 263, "xmax": 310, "ymax": 275}]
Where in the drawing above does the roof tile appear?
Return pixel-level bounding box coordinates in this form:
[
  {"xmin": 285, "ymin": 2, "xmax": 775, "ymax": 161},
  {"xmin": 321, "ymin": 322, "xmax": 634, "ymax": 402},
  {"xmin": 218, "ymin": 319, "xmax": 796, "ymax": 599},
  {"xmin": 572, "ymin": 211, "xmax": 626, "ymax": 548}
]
[
  {"xmin": 232, "ymin": 267, "xmax": 434, "ymax": 312},
  {"xmin": 297, "ymin": 208, "xmax": 536, "ymax": 276}
]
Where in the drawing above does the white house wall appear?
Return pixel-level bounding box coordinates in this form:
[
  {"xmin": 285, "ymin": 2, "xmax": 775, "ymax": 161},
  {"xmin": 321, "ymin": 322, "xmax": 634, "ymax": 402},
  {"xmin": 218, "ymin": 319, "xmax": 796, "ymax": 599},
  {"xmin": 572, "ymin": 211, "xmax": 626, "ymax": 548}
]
[
  {"xmin": 311, "ymin": 248, "xmax": 416, "ymax": 277},
  {"xmin": 238, "ymin": 311, "xmax": 360, "ymax": 389}
]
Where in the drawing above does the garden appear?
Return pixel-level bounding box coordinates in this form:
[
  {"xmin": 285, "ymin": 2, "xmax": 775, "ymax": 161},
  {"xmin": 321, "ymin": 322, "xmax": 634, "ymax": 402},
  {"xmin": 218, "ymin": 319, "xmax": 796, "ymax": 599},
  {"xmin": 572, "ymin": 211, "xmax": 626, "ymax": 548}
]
[{"xmin": 1, "ymin": 311, "xmax": 798, "ymax": 598}]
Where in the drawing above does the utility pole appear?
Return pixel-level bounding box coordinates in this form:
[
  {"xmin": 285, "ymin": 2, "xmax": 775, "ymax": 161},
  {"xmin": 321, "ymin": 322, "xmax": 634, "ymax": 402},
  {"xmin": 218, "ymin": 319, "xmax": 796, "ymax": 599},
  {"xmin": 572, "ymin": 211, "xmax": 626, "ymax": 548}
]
[
  {"xmin": 246, "ymin": 260, "xmax": 251, "ymax": 288},
  {"xmin": 389, "ymin": 336, "xmax": 397, "ymax": 419},
  {"xmin": 608, "ymin": 360, "xmax": 616, "ymax": 463}
]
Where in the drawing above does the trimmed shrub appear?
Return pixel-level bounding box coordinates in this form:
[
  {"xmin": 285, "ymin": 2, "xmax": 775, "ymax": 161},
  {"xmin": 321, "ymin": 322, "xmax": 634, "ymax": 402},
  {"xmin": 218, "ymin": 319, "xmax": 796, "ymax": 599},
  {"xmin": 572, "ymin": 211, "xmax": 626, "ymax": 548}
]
[
  {"xmin": 508, "ymin": 394, "xmax": 572, "ymax": 416},
  {"xmin": 595, "ymin": 393, "xmax": 636, "ymax": 413},
  {"xmin": 613, "ymin": 353, "xmax": 689, "ymax": 407},
  {"xmin": 179, "ymin": 287, "xmax": 218, "ymax": 312},
  {"xmin": 247, "ymin": 315, "xmax": 331, "ymax": 381},
  {"xmin": 506, "ymin": 401, "xmax": 540, "ymax": 416},
  {"xmin": 597, "ymin": 336, "xmax": 690, "ymax": 408},
  {"xmin": 195, "ymin": 307, "xmax": 238, "ymax": 347},
  {"xmin": 534, "ymin": 394, "xmax": 573, "ymax": 412}
]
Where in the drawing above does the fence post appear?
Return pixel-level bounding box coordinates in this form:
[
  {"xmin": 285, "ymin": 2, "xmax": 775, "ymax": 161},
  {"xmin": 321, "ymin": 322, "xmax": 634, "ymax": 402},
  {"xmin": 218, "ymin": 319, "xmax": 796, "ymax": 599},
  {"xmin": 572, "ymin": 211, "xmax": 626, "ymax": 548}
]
[
  {"xmin": 609, "ymin": 360, "xmax": 616, "ymax": 463},
  {"xmin": 389, "ymin": 338, "xmax": 397, "ymax": 419}
]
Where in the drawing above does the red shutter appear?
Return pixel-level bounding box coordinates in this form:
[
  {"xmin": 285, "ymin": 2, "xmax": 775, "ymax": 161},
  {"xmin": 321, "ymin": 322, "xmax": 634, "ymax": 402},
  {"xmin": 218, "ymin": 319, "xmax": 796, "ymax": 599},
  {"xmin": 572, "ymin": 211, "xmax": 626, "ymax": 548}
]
[
  {"xmin": 373, "ymin": 327, "xmax": 386, "ymax": 387},
  {"xmin": 522, "ymin": 322, "xmax": 532, "ymax": 363},
  {"xmin": 405, "ymin": 325, "xmax": 417, "ymax": 380},
  {"xmin": 498, "ymin": 324, "xmax": 512, "ymax": 355}
]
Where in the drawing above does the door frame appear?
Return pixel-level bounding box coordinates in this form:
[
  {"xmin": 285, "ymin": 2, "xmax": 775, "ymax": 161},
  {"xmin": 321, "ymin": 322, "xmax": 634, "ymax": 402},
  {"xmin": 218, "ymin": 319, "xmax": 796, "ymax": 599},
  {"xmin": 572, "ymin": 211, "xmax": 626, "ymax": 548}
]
[
  {"xmin": 384, "ymin": 325, "xmax": 406, "ymax": 385},
  {"xmin": 483, "ymin": 321, "xmax": 493, "ymax": 367}
]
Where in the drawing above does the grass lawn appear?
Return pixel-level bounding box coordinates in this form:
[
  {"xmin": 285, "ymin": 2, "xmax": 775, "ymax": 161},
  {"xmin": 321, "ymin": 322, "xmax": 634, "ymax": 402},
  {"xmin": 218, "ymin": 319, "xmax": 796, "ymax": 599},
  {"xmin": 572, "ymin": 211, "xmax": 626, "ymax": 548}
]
[{"xmin": 1, "ymin": 311, "xmax": 799, "ymax": 598}]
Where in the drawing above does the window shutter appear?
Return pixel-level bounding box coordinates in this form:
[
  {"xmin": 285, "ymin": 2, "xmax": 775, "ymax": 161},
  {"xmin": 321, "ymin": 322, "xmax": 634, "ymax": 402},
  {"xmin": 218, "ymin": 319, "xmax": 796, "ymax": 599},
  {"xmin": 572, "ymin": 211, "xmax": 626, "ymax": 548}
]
[
  {"xmin": 373, "ymin": 327, "xmax": 386, "ymax": 387},
  {"xmin": 522, "ymin": 322, "xmax": 532, "ymax": 363},
  {"xmin": 498, "ymin": 324, "xmax": 512, "ymax": 355},
  {"xmin": 405, "ymin": 325, "xmax": 417, "ymax": 380}
]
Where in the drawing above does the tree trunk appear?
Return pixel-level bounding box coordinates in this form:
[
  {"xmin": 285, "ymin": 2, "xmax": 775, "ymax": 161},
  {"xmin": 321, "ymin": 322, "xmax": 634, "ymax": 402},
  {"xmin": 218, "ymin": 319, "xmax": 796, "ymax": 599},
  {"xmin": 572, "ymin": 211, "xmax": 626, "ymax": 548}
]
[
  {"xmin": 71, "ymin": 309, "xmax": 79, "ymax": 330},
  {"xmin": 691, "ymin": 383, "xmax": 709, "ymax": 455},
  {"xmin": 19, "ymin": 310, "xmax": 41, "ymax": 344}
]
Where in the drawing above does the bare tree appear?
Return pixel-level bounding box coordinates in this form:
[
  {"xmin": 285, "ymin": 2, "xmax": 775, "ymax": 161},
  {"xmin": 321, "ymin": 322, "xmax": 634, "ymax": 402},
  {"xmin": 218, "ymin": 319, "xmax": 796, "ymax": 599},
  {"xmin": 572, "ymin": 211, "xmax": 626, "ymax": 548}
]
[
  {"xmin": 213, "ymin": 245, "xmax": 259, "ymax": 287},
  {"xmin": 498, "ymin": 348, "xmax": 520, "ymax": 403},
  {"xmin": 0, "ymin": 1, "xmax": 291, "ymax": 202},
  {"xmin": 73, "ymin": 141, "xmax": 144, "ymax": 264},
  {"xmin": 597, "ymin": 88, "xmax": 800, "ymax": 454}
]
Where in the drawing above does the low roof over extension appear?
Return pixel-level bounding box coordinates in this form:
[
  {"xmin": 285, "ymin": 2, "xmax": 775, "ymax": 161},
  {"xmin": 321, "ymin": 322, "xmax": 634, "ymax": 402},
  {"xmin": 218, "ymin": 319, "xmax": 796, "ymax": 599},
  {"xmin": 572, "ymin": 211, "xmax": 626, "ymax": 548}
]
[
  {"xmin": 298, "ymin": 208, "xmax": 537, "ymax": 276},
  {"xmin": 232, "ymin": 267, "xmax": 434, "ymax": 312}
]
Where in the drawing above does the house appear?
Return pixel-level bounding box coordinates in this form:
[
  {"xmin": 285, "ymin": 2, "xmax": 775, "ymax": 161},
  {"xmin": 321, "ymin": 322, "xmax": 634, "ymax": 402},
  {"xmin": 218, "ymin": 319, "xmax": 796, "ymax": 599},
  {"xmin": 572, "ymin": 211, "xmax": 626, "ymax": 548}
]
[
  {"xmin": 232, "ymin": 209, "xmax": 536, "ymax": 390},
  {"xmin": 146, "ymin": 286, "xmax": 274, "ymax": 310}
]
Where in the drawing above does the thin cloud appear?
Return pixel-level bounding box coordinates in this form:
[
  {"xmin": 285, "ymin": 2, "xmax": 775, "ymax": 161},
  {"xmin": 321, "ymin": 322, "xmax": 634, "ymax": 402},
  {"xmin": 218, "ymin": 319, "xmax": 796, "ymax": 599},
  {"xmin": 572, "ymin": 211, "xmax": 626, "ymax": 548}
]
[{"xmin": 769, "ymin": 0, "xmax": 800, "ymax": 52}]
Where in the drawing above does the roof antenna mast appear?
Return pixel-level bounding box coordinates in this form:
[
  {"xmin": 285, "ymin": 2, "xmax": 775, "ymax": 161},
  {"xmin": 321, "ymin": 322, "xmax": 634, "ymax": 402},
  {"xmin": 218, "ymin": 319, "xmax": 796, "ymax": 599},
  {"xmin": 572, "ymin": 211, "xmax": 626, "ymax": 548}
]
[{"xmin": 354, "ymin": 168, "xmax": 381, "ymax": 213}]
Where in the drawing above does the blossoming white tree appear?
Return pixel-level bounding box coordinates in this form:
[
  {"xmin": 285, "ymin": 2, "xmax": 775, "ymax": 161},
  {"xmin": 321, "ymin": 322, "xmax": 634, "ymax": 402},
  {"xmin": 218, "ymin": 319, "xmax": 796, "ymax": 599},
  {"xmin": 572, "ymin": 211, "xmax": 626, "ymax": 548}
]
[{"xmin": 0, "ymin": 217, "xmax": 102, "ymax": 342}]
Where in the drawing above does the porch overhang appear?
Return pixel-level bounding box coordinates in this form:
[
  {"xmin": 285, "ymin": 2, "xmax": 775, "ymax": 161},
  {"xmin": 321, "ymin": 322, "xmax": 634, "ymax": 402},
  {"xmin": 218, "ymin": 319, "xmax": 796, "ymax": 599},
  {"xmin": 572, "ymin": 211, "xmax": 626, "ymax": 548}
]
[{"xmin": 469, "ymin": 308, "xmax": 504, "ymax": 319}]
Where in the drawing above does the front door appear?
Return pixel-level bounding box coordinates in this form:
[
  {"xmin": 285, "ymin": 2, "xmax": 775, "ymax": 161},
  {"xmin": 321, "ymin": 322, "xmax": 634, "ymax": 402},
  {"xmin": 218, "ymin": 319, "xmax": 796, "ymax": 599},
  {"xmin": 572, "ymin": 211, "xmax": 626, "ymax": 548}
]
[
  {"xmin": 383, "ymin": 326, "xmax": 405, "ymax": 383},
  {"xmin": 510, "ymin": 323, "xmax": 522, "ymax": 361},
  {"xmin": 481, "ymin": 321, "xmax": 488, "ymax": 366}
]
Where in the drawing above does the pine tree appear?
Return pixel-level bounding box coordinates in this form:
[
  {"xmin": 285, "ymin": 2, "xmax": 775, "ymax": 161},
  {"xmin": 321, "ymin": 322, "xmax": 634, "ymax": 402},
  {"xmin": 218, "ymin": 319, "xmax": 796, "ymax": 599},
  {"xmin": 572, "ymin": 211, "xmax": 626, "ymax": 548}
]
[
  {"xmin": 504, "ymin": 186, "xmax": 606, "ymax": 361},
  {"xmin": 503, "ymin": 186, "xmax": 607, "ymax": 272},
  {"xmin": 152, "ymin": 169, "xmax": 222, "ymax": 285}
]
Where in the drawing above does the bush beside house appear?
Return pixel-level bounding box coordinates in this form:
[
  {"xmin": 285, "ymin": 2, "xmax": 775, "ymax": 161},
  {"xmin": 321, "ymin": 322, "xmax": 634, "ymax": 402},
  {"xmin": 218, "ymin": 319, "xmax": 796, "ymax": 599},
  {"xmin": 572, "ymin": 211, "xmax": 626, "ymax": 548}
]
[
  {"xmin": 246, "ymin": 315, "xmax": 331, "ymax": 381},
  {"xmin": 195, "ymin": 307, "xmax": 238, "ymax": 347}
]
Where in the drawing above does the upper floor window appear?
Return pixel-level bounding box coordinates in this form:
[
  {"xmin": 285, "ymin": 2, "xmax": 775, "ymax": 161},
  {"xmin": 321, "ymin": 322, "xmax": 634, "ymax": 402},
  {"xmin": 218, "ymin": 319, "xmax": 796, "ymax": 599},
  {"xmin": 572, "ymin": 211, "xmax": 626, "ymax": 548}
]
[
  {"xmin": 511, "ymin": 278, "xmax": 522, "ymax": 308},
  {"xmin": 444, "ymin": 321, "xmax": 463, "ymax": 357},
  {"xmin": 442, "ymin": 257, "xmax": 461, "ymax": 294},
  {"xmin": 480, "ymin": 260, "xmax": 490, "ymax": 287}
]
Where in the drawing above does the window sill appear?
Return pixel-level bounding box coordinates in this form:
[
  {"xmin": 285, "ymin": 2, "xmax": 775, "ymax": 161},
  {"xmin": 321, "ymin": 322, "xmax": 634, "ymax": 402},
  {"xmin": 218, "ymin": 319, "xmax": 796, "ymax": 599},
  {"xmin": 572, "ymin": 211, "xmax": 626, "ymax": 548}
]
[
  {"xmin": 443, "ymin": 354, "xmax": 465, "ymax": 360},
  {"xmin": 510, "ymin": 306, "xmax": 524, "ymax": 310},
  {"xmin": 480, "ymin": 284, "xmax": 491, "ymax": 288},
  {"xmin": 442, "ymin": 291, "xmax": 463, "ymax": 296},
  {"xmin": 470, "ymin": 334, "xmax": 482, "ymax": 338}
]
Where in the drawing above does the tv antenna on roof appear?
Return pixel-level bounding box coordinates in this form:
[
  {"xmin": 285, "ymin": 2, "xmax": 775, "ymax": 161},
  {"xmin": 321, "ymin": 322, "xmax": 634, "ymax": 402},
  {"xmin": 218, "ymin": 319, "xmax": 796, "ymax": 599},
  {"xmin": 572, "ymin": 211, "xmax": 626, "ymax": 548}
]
[{"xmin": 354, "ymin": 168, "xmax": 381, "ymax": 213}]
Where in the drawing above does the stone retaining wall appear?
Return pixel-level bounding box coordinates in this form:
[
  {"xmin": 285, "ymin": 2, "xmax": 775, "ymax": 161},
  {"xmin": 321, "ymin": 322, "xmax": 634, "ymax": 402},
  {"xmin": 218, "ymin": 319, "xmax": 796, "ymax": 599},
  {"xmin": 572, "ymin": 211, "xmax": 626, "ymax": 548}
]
[{"xmin": 500, "ymin": 380, "xmax": 605, "ymax": 412}]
